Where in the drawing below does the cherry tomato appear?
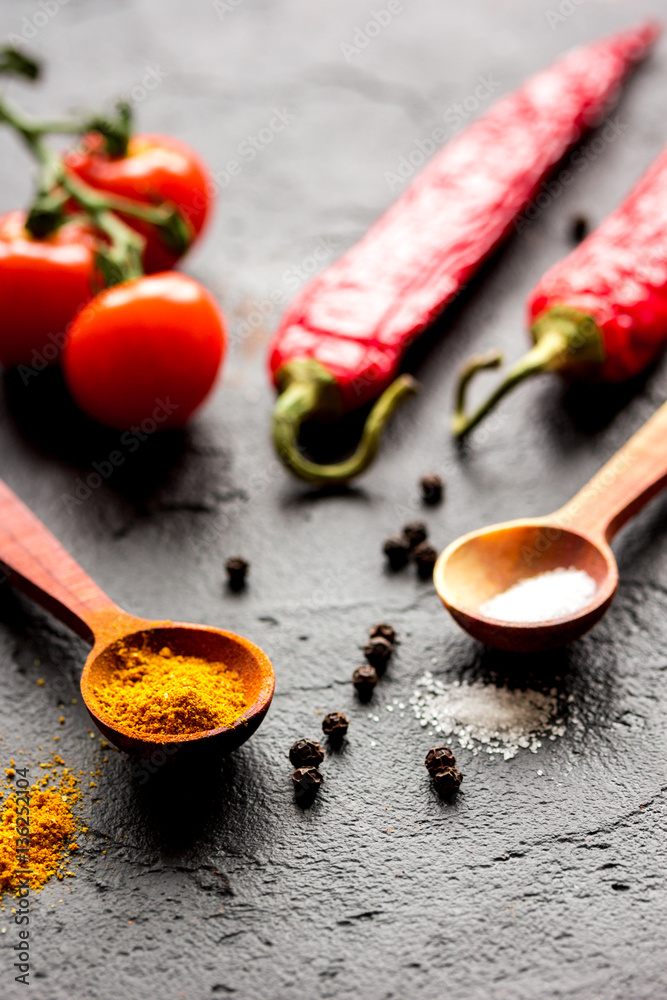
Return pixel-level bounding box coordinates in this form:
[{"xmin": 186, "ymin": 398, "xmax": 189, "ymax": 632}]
[
  {"xmin": 62, "ymin": 272, "xmax": 226, "ymax": 429},
  {"xmin": 0, "ymin": 210, "xmax": 99, "ymax": 369},
  {"xmin": 64, "ymin": 133, "xmax": 213, "ymax": 273}
]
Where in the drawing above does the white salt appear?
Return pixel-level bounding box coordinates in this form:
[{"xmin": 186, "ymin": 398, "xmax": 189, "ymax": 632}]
[
  {"xmin": 479, "ymin": 567, "xmax": 596, "ymax": 623},
  {"xmin": 410, "ymin": 673, "xmax": 566, "ymax": 759}
]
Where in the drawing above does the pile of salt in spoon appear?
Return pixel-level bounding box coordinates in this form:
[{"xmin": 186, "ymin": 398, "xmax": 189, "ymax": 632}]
[{"xmin": 480, "ymin": 568, "xmax": 597, "ymax": 622}]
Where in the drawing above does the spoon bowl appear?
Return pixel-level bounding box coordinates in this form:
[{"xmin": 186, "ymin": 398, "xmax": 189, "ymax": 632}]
[
  {"xmin": 0, "ymin": 479, "xmax": 275, "ymax": 755},
  {"xmin": 435, "ymin": 401, "xmax": 667, "ymax": 652},
  {"xmin": 81, "ymin": 620, "xmax": 274, "ymax": 756},
  {"xmin": 434, "ymin": 521, "xmax": 617, "ymax": 652}
]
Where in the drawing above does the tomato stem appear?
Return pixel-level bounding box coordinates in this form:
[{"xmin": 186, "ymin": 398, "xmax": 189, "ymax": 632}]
[
  {"xmin": 62, "ymin": 170, "xmax": 193, "ymax": 254},
  {"xmin": 75, "ymin": 101, "xmax": 132, "ymax": 157},
  {"xmin": 0, "ymin": 97, "xmax": 145, "ymax": 282},
  {"xmin": 0, "ymin": 94, "xmax": 193, "ymax": 256},
  {"xmin": 0, "ymin": 94, "xmax": 79, "ymax": 143},
  {"xmin": 0, "ymin": 85, "xmax": 130, "ymax": 149},
  {"xmin": 0, "ymin": 46, "xmax": 41, "ymax": 82}
]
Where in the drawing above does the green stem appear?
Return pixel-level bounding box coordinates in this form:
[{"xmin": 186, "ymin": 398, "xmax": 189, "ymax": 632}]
[
  {"xmin": 0, "ymin": 46, "xmax": 40, "ymax": 81},
  {"xmin": 0, "ymin": 94, "xmax": 69, "ymax": 145},
  {"xmin": 92, "ymin": 209, "xmax": 145, "ymax": 286},
  {"xmin": 453, "ymin": 349, "xmax": 503, "ymax": 422},
  {"xmin": 0, "ymin": 86, "xmax": 130, "ymax": 147},
  {"xmin": 451, "ymin": 307, "xmax": 605, "ymax": 439},
  {"xmin": 0, "ymin": 95, "xmax": 192, "ymax": 253},
  {"xmin": 1, "ymin": 103, "xmax": 72, "ymax": 237},
  {"xmin": 0, "ymin": 99, "xmax": 144, "ymax": 283},
  {"xmin": 272, "ymin": 359, "xmax": 419, "ymax": 484},
  {"xmin": 59, "ymin": 167, "xmax": 190, "ymax": 243}
]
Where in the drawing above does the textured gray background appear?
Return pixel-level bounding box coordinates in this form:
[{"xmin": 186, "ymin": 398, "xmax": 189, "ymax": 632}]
[{"xmin": 1, "ymin": 1, "xmax": 667, "ymax": 997}]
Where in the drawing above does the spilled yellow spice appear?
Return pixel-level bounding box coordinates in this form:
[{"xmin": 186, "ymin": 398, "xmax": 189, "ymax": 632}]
[
  {"xmin": 0, "ymin": 760, "xmax": 81, "ymax": 895},
  {"xmin": 94, "ymin": 645, "xmax": 246, "ymax": 737}
]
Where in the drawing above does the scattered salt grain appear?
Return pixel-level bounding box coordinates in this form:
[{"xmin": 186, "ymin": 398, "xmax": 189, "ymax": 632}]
[
  {"xmin": 410, "ymin": 673, "xmax": 567, "ymax": 759},
  {"xmin": 479, "ymin": 567, "xmax": 596, "ymax": 623}
]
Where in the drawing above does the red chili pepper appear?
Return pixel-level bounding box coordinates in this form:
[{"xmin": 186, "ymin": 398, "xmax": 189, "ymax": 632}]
[
  {"xmin": 453, "ymin": 142, "xmax": 667, "ymax": 437},
  {"xmin": 269, "ymin": 21, "xmax": 659, "ymax": 483}
]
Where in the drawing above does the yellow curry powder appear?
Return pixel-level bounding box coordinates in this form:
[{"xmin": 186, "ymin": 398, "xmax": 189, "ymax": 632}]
[
  {"xmin": 0, "ymin": 763, "xmax": 81, "ymax": 895},
  {"xmin": 94, "ymin": 645, "xmax": 247, "ymax": 737}
]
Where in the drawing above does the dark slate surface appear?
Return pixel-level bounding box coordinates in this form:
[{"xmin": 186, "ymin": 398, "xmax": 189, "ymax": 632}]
[{"xmin": 2, "ymin": 1, "xmax": 667, "ymax": 997}]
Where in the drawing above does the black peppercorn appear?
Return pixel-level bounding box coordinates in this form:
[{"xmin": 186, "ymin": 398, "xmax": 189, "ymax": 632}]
[
  {"xmin": 225, "ymin": 556, "xmax": 248, "ymax": 590},
  {"xmin": 369, "ymin": 622, "xmax": 396, "ymax": 646},
  {"xmin": 414, "ymin": 542, "xmax": 437, "ymax": 579},
  {"xmin": 383, "ymin": 535, "xmax": 410, "ymax": 570},
  {"xmin": 432, "ymin": 767, "xmax": 463, "ymax": 794},
  {"xmin": 363, "ymin": 636, "xmax": 393, "ymax": 672},
  {"xmin": 424, "ymin": 746, "xmax": 456, "ymax": 774},
  {"xmin": 352, "ymin": 664, "xmax": 378, "ymax": 701},
  {"xmin": 403, "ymin": 521, "xmax": 428, "ymax": 549},
  {"xmin": 570, "ymin": 214, "xmax": 589, "ymax": 243},
  {"xmin": 292, "ymin": 766, "xmax": 323, "ymax": 797},
  {"xmin": 289, "ymin": 738, "xmax": 324, "ymax": 768},
  {"xmin": 420, "ymin": 474, "xmax": 443, "ymax": 505},
  {"xmin": 322, "ymin": 712, "xmax": 349, "ymax": 740}
]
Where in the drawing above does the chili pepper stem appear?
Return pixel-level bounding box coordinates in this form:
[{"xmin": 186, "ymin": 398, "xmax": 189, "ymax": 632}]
[
  {"xmin": 273, "ymin": 359, "xmax": 419, "ymax": 484},
  {"xmin": 452, "ymin": 306, "xmax": 605, "ymax": 439},
  {"xmin": 453, "ymin": 349, "xmax": 504, "ymax": 424}
]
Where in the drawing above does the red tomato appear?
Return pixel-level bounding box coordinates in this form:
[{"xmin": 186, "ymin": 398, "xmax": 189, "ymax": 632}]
[
  {"xmin": 0, "ymin": 210, "xmax": 99, "ymax": 369},
  {"xmin": 64, "ymin": 133, "xmax": 213, "ymax": 273},
  {"xmin": 62, "ymin": 272, "xmax": 226, "ymax": 429}
]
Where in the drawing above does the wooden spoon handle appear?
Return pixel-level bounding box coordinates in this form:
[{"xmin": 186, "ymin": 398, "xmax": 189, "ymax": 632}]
[
  {"xmin": 556, "ymin": 401, "xmax": 667, "ymax": 542},
  {"xmin": 0, "ymin": 478, "xmax": 120, "ymax": 642}
]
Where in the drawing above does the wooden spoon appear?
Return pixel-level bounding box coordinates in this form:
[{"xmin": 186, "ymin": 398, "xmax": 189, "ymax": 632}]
[
  {"xmin": 0, "ymin": 478, "xmax": 274, "ymax": 755},
  {"xmin": 434, "ymin": 402, "xmax": 667, "ymax": 652}
]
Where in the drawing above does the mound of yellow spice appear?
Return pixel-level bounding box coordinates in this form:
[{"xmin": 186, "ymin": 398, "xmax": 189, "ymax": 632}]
[
  {"xmin": 0, "ymin": 763, "xmax": 81, "ymax": 895},
  {"xmin": 94, "ymin": 645, "xmax": 247, "ymax": 737}
]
